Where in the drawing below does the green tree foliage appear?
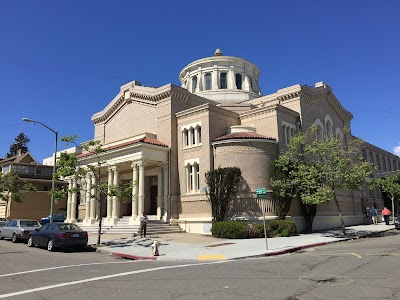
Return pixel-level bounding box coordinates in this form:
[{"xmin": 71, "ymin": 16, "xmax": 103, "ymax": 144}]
[
  {"xmin": 54, "ymin": 136, "xmax": 134, "ymax": 246},
  {"xmin": 275, "ymin": 126, "xmax": 375, "ymax": 234},
  {"xmin": 205, "ymin": 167, "xmax": 242, "ymax": 222},
  {"xmin": 0, "ymin": 171, "xmax": 37, "ymax": 217},
  {"xmin": 269, "ymin": 160, "xmax": 297, "ymax": 219},
  {"xmin": 369, "ymin": 171, "xmax": 400, "ymax": 224},
  {"xmin": 6, "ymin": 133, "xmax": 30, "ymax": 158}
]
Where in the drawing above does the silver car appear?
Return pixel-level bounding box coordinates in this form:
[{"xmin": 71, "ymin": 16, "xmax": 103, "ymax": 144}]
[
  {"xmin": 0, "ymin": 218, "xmax": 8, "ymax": 227},
  {"xmin": 0, "ymin": 219, "xmax": 41, "ymax": 243}
]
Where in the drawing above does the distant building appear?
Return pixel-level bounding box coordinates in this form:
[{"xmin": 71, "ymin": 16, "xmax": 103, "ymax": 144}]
[
  {"xmin": 63, "ymin": 49, "xmax": 400, "ymax": 233},
  {"xmin": 0, "ymin": 150, "xmax": 66, "ymax": 220},
  {"xmin": 42, "ymin": 146, "xmax": 82, "ymax": 166}
]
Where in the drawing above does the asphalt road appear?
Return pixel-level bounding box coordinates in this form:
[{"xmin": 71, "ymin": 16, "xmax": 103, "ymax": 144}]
[{"xmin": 0, "ymin": 230, "xmax": 400, "ymax": 299}]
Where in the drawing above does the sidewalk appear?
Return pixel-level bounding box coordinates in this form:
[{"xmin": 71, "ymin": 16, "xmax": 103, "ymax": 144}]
[{"xmin": 90, "ymin": 223, "xmax": 396, "ymax": 261}]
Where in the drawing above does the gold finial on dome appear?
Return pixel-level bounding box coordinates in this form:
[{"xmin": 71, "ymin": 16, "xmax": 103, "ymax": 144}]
[{"xmin": 214, "ymin": 48, "xmax": 223, "ymax": 56}]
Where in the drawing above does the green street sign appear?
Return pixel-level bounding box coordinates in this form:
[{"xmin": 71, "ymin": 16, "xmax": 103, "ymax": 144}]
[
  {"xmin": 256, "ymin": 194, "xmax": 267, "ymax": 198},
  {"xmin": 256, "ymin": 188, "xmax": 267, "ymax": 195}
]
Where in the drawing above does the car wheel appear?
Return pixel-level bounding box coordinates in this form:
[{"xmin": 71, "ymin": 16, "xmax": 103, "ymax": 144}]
[
  {"xmin": 27, "ymin": 236, "xmax": 34, "ymax": 247},
  {"xmin": 47, "ymin": 239, "xmax": 55, "ymax": 252},
  {"xmin": 12, "ymin": 233, "xmax": 19, "ymax": 243}
]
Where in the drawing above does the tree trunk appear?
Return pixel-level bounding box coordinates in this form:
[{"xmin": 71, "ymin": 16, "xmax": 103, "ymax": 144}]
[
  {"xmin": 391, "ymin": 196, "xmax": 395, "ymax": 225},
  {"xmin": 303, "ymin": 204, "xmax": 317, "ymax": 233},
  {"xmin": 333, "ymin": 192, "xmax": 345, "ymax": 235},
  {"xmin": 96, "ymin": 201, "xmax": 103, "ymax": 246}
]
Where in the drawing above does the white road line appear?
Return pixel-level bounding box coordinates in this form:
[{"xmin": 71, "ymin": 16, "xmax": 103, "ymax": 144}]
[
  {"xmin": 0, "ymin": 261, "xmax": 133, "ymax": 278},
  {"xmin": 0, "ymin": 261, "xmax": 225, "ymax": 299}
]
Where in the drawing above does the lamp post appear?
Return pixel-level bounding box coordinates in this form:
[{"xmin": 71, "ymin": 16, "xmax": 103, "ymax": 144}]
[{"xmin": 22, "ymin": 118, "xmax": 58, "ymax": 223}]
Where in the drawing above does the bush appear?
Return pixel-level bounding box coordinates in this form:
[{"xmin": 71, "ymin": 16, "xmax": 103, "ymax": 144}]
[
  {"xmin": 267, "ymin": 220, "xmax": 297, "ymax": 237},
  {"xmin": 211, "ymin": 220, "xmax": 297, "ymax": 239},
  {"xmin": 248, "ymin": 224, "xmax": 265, "ymax": 238},
  {"xmin": 211, "ymin": 221, "xmax": 248, "ymax": 239}
]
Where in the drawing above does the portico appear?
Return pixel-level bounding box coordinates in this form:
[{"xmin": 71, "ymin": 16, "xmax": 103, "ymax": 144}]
[{"xmin": 65, "ymin": 135, "xmax": 170, "ymax": 226}]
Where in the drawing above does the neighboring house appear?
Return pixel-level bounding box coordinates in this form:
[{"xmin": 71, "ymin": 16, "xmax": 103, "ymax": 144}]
[
  {"xmin": 0, "ymin": 150, "xmax": 66, "ymax": 220},
  {"xmin": 61, "ymin": 49, "xmax": 400, "ymax": 233}
]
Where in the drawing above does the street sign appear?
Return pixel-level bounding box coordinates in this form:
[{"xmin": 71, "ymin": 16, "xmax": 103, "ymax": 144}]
[
  {"xmin": 256, "ymin": 188, "xmax": 267, "ymax": 195},
  {"xmin": 256, "ymin": 194, "xmax": 267, "ymax": 198}
]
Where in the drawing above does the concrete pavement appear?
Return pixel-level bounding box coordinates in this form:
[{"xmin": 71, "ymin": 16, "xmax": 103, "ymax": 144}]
[{"xmin": 89, "ymin": 223, "xmax": 397, "ymax": 261}]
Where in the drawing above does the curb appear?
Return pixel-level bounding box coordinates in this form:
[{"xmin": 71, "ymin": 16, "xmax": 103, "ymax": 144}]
[{"xmin": 112, "ymin": 252, "xmax": 157, "ymax": 260}]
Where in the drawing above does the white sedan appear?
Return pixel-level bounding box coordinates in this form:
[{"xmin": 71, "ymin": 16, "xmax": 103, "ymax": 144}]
[{"xmin": 0, "ymin": 219, "xmax": 41, "ymax": 243}]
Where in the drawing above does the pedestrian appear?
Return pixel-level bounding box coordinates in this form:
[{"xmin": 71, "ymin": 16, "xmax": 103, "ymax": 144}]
[
  {"xmin": 382, "ymin": 207, "xmax": 391, "ymax": 225},
  {"xmin": 140, "ymin": 211, "xmax": 148, "ymax": 238},
  {"xmin": 369, "ymin": 206, "xmax": 378, "ymax": 224}
]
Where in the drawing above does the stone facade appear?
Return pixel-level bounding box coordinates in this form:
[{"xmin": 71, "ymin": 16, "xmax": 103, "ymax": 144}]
[{"xmin": 64, "ymin": 49, "xmax": 400, "ymax": 234}]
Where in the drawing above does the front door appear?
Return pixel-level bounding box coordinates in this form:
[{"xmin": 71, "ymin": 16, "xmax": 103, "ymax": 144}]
[{"xmin": 150, "ymin": 185, "xmax": 157, "ymax": 215}]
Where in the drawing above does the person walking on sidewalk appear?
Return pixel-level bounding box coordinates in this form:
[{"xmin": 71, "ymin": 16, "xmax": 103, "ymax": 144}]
[
  {"xmin": 370, "ymin": 206, "xmax": 378, "ymax": 224},
  {"xmin": 140, "ymin": 212, "xmax": 148, "ymax": 237},
  {"xmin": 382, "ymin": 207, "xmax": 391, "ymax": 225}
]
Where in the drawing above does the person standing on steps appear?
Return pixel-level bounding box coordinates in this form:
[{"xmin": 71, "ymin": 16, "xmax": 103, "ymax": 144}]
[{"xmin": 140, "ymin": 212, "xmax": 148, "ymax": 237}]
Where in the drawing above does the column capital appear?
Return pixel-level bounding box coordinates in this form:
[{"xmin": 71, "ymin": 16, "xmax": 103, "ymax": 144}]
[{"xmin": 108, "ymin": 165, "xmax": 117, "ymax": 172}]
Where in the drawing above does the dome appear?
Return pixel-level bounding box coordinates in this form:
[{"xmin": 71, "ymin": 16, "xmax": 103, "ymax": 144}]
[{"xmin": 179, "ymin": 49, "xmax": 262, "ymax": 105}]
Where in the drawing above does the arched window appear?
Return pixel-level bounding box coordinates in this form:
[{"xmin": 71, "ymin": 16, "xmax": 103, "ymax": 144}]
[
  {"xmin": 205, "ymin": 73, "xmax": 212, "ymax": 90},
  {"xmin": 185, "ymin": 161, "xmax": 200, "ymax": 194},
  {"xmin": 220, "ymin": 72, "xmax": 227, "ymax": 89},
  {"xmin": 192, "ymin": 76, "xmax": 197, "ymax": 93},
  {"xmin": 235, "ymin": 74, "xmax": 242, "ymax": 89}
]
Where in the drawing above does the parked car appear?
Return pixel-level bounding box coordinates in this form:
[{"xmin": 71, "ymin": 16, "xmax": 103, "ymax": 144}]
[
  {"xmin": 0, "ymin": 219, "xmax": 41, "ymax": 242},
  {"xmin": 395, "ymin": 216, "xmax": 400, "ymax": 230},
  {"xmin": 39, "ymin": 213, "xmax": 66, "ymax": 225},
  {"xmin": 28, "ymin": 222, "xmax": 88, "ymax": 251},
  {"xmin": 0, "ymin": 218, "xmax": 8, "ymax": 227}
]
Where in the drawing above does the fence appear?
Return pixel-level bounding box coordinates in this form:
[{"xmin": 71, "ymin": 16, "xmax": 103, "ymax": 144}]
[{"xmin": 228, "ymin": 197, "xmax": 276, "ymax": 219}]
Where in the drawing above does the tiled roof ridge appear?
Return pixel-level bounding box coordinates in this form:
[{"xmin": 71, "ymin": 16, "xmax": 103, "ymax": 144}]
[
  {"xmin": 214, "ymin": 131, "xmax": 276, "ymax": 142},
  {"xmin": 77, "ymin": 137, "xmax": 168, "ymax": 158}
]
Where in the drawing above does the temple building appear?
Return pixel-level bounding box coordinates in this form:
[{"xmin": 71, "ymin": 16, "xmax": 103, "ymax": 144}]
[{"xmin": 63, "ymin": 49, "xmax": 400, "ymax": 233}]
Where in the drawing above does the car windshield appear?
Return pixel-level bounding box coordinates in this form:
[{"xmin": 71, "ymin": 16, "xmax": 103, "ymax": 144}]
[
  {"xmin": 58, "ymin": 224, "xmax": 81, "ymax": 231},
  {"xmin": 20, "ymin": 220, "xmax": 41, "ymax": 227}
]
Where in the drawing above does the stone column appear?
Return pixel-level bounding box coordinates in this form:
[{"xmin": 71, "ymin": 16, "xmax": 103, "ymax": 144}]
[
  {"xmin": 157, "ymin": 167, "xmax": 162, "ymax": 219},
  {"xmin": 228, "ymin": 67, "xmax": 235, "ymax": 89},
  {"xmin": 129, "ymin": 162, "xmax": 139, "ymax": 225},
  {"xmin": 188, "ymin": 128, "xmax": 193, "ymax": 147},
  {"xmin": 66, "ymin": 176, "xmax": 72, "ymax": 222},
  {"xmin": 163, "ymin": 163, "xmax": 169, "ymax": 222},
  {"xmin": 90, "ymin": 173, "xmax": 96, "ymax": 222},
  {"xmin": 196, "ymin": 67, "xmax": 202, "ymax": 92},
  {"xmin": 106, "ymin": 167, "xmax": 114, "ymax": 219},
  {"xmin": 111, "ymin": 166, "xmax": 120, "ymax": 224},
  {"xmin": 212, "ymin": 66, "xmax": 218, "ymax": 90},
  {"xmin": 83, "ymin": 174, "xmax": 91, "ymax": 225},
  {"xmin": 138, "ymin": 160, "xmax": 145, "ymax": 216},
  {"xmin": 194, "ymin": 126, "xmax": 198, "ymax": 146},
  {"xmin": 70, "ymin": 176, "xmax": 77, "ymax": 223}
]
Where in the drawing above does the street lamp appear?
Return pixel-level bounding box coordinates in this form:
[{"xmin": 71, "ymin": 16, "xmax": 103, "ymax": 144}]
[{"xmin": 22, "ymin": 118, "xmax": 58, "ymax": 223}]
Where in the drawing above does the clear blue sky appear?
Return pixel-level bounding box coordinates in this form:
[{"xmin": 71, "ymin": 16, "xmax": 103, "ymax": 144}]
[{"xmin": 1, "ymin": 1, "xmax": 399, "ymax": 162}]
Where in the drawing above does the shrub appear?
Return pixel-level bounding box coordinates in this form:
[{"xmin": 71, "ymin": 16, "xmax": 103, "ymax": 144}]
[
  {"xmin": 211, "ymin": 221, "xmax": 248, "ymax": 239},
  {"xmin": 267, "ymin": 220, "xmax": 297, "ymax": 237},
  {"xmin": 248, "ymin": 224, "xmax": 265, "ymax": 238}
]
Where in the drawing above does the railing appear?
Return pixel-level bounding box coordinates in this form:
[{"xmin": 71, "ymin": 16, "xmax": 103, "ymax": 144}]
[{"xmin": 228, "ymin": 197, "xmax": 276, "ymax": 219}]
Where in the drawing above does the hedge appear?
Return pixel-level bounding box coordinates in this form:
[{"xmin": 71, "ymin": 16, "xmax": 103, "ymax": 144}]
[{"xmin": 211, "ymin": 220, "xmax": 297, "ymax": 239}]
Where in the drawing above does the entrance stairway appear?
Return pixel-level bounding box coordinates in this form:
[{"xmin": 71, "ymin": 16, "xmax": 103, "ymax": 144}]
[{"xmin": 76, "ymin": 217, "xmax": 182, "ymax": 235}]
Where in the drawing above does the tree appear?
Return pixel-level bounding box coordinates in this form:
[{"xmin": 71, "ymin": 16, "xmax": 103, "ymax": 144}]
[
  {"xmin": 54, "ymin": 136, "xmax": 134, "ymax": 246},
  {"xmin": 369, "ymin": 171, "xmax": 400, "ymax": 225},
  {"xmin": 275, "ymin": 126, "xmax": 375, "ymax": 234},
  {"xmin": 269, "ymin": 159, "xmax": 296, "ymax": 219},
  {"xmin": 6, "ymin": 133, "xmax": 30, "ymax": 158},
  {"xmin": 205, "ymin": 167, "xmax": 241, "ymax": 222},
  {"xmin": 0, "ymin": 171, "xmax": 37, "ymax": 217}
]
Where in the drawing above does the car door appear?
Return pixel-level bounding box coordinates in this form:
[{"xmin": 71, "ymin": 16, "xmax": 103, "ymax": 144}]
[
  {"xmin": 35, "ymin": 224, "xmax": 50, "ymax": 246},
  {"xmin": 3, "ymin": 220, "xmax": 17, "ymax": 239}
]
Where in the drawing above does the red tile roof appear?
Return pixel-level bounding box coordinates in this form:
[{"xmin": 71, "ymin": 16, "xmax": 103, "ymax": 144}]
[
  {"xmin": 77, "ymin": 137, "xmax": 168, "ymax": 158},
  {"xmin": 214, "ymin": 132, "xmax": 276, "ymax": 142}
]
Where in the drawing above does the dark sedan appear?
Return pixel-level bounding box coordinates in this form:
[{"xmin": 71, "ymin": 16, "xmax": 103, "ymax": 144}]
[{"xmin": 28, "ymin": 222, "xmax": 88, "ymax": 251}]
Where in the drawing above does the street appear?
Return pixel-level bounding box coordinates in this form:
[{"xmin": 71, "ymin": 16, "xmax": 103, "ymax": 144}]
[{"xmin": 0, "ymin": 230, "xmax": 400, "ymax": 299}]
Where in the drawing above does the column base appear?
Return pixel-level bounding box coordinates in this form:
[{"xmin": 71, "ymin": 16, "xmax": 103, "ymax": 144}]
[
  {"xmin": 129, "ymin": 216, "xmax": 141, "ymax": 225},
  {"xmin": 104, "ymin": 217, "xmax": 119, "ymax": 226},
  {"xmin": 69, "ymin": 218, "xmax": 77, "ymax": 224},
  {"xmin": 82, "ymin": 218, "xmax": 96, "ymax": 225}
]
